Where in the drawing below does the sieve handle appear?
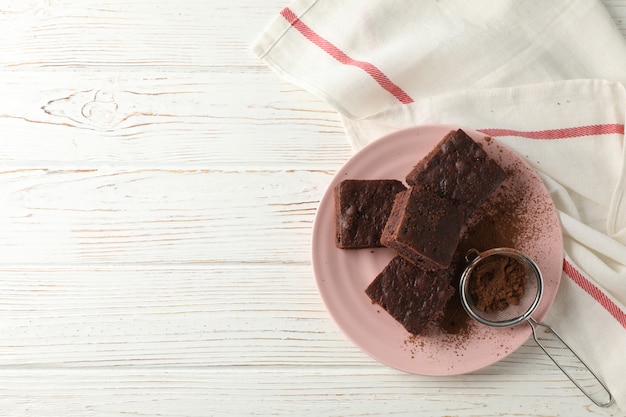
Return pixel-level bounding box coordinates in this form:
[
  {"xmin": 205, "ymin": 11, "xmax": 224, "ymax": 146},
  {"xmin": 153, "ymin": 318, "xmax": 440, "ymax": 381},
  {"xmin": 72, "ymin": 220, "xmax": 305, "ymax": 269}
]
[{"xmin": 527, "ymin": 317, "xmax": 612, "ymax": 407}]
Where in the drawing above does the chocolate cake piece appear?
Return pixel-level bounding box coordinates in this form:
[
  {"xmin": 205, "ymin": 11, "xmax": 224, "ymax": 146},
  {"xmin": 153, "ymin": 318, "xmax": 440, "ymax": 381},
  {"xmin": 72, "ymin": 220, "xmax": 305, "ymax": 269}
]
[
  {"xmin": 381, "ymin": 187, "xmax": 464, "ymax": 270},
  {"xmin": 334, "ymin": 179, "xmax": 407, "ymax": 249},
  {"xmin": 405, "ymin": 129, "xmax": 506, "ymax": 219},
  {"xmin": 366, "ymin": 256, "xmax": 455, "ymax": 335}
]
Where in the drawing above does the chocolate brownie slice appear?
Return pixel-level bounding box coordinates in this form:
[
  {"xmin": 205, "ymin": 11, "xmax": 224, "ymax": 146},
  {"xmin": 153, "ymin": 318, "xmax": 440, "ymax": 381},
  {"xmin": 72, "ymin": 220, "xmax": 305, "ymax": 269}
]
[
  {"xmin": 381, "ymin": 187, "xmax": 464, "ymax": 270},
  {"xmin": 405, "ymin": 129, "xmax": 506, "ymax": 219},
  {"xmin": 334, "ymin": 179, "xmax": 407, "ymax": 249},
  {"xmin": 366, "ymin": 256, "xmax": 455, "ymax": 335}
]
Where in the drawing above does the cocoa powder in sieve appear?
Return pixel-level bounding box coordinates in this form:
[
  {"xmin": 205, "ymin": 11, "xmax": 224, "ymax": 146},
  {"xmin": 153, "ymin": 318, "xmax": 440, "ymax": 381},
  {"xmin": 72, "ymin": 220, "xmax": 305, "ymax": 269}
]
[{"xmin": 468, "ymin": 254, "xmax": 527, "ymax": 313}]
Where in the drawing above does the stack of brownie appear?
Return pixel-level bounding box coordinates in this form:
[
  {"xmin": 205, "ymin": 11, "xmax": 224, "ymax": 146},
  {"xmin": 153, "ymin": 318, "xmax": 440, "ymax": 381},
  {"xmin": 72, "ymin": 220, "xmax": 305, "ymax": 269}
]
[{"xmin": 334, "ymin": 129, "xmax": 506, "ymax": 335}]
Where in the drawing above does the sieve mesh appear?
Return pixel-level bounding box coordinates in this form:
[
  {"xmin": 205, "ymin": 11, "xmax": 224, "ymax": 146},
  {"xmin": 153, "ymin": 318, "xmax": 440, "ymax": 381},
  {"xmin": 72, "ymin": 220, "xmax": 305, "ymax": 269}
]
[{"xmin": 459, "ymin": 248, "xmax": 543, "ymax": 328}]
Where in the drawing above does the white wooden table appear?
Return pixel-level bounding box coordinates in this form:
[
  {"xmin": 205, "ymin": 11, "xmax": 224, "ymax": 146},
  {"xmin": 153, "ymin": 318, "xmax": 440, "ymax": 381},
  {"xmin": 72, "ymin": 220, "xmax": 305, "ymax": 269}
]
[{"xmin": 0, "ymin": 1, "xmax": 624, "ymax": 416}]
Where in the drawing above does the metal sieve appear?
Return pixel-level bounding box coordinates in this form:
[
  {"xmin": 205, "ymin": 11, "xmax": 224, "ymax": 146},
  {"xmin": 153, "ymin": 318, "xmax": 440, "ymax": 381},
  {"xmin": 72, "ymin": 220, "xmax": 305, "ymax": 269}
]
[{"xmin": 459, "ymin": 248, "xmax": 613, "ymax": 408}]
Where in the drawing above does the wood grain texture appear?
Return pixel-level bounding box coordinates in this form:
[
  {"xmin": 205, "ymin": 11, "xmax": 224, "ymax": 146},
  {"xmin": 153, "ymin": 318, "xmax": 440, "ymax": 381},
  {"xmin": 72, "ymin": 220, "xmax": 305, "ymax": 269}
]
[
  {"xmin": 0, "ymin": 168, "xmax": 328, "ymax": 264},
  {"xmin": 0, "ymin": 0, "xmax": 279, "ymax": 69},
  {"xmin": 0, "ymin": 71, "xmax": 348, "ymax": 168},
  {"xmin": 0, "ymin": 1, "xmax": 624, "ymax": 416},
  {"xmin": 0, "ymin": 368, "xmax": 616, "ymax": 417}
]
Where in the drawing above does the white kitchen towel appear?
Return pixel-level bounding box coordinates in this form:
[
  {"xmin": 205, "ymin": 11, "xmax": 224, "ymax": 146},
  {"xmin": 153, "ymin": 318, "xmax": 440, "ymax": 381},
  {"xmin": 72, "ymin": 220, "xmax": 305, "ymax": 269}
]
[{"xmin": 253, "ymin": 0, "xmax": 626, "ymax": 409}]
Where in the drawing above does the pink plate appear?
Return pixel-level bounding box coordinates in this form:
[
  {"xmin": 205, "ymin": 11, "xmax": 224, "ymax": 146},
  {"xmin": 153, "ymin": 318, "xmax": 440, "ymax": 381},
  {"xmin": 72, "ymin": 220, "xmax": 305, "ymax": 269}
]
[{"xmin": 311, "ymin": 125, "xmax": 563, "ymax": 376}]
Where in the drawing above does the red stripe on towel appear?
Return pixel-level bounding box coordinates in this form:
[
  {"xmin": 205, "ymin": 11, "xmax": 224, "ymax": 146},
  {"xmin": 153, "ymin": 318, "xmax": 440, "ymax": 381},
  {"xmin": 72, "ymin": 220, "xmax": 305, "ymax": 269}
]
[
  {"xmin": 479, "ymin": 124, "xmax": 624, "ymax": 139},
  {"xmin": 280, "ymin": 7, "xmax": 414, "ymax": 105},
  {"xmin": 563, "ymin": 260, "xmax": 626, "ymax": 330}
]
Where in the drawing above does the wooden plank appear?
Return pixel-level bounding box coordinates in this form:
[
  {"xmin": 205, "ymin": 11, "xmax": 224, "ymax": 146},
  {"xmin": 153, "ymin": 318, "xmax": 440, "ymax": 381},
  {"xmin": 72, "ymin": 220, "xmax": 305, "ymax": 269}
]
[
  {"xmin": 0, "ymin": 169, "xmax": 334, "ymax": 265},
  {"xmin": 0, "ymin": 368, "xmax": 605, "ymax": 417},
  {"xmin": 0, "ymin": 71, "xmax": 349, "ymax": 168},
  {"xmin": 0, "ymin": 264, "xmax": 338, "ymax": 368},
  {"xmin": 0, "ymin": 0, "xmax": 286, "ymax": 69}
]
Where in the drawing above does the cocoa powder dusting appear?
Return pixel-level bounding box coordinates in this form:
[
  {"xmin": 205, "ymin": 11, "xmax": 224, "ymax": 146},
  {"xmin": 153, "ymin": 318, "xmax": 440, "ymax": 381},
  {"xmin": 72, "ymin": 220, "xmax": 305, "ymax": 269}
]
[
  {"xmin": 468, "ymin": 255, "xmax": 527, "ymax": 313},
  {"xmin": 438, "ymin": 162, "xmax": 533, "ymax": 335},
  {"xmin": 404, "ymin": 147, "xmax": 556, "ymax": 359},
  {"xmin": 439, "ymin": 290, "xmax": 469, "ymax": 335}
]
